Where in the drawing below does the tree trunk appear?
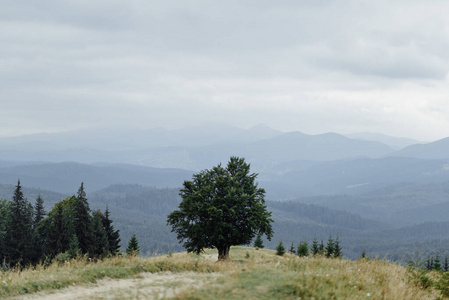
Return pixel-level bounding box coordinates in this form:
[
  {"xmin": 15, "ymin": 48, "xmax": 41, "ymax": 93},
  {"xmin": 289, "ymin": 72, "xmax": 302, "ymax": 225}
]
[{"xmin": 217, "ymin": 245, "xmax": 230, "ymax": 261}]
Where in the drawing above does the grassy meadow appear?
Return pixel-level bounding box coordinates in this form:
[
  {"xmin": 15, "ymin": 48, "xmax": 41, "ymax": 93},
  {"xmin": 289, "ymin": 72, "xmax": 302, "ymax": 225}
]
[{"xmin": 1, "ymin": 247, "xmax": 447, "ymax": 299}]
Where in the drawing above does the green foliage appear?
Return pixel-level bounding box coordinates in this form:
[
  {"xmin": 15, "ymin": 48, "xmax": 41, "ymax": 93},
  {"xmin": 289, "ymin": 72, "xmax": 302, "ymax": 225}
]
[
  {"xmin": 53, "ymin": 252, "xmax": 71, "ymax": 264},
  {"xmin": 325, "ymin": 235, "xmax": 334, "ymax": 258},
  {"xmin": 33, "ymin": 194, "xmax": 46, "ymax": 225},
  {"xmin": 289, "ymin": 242, "xmax": 295, "ymax": 255},
  {"xmin": 0, "ymin": 199, "xmax": 10, "ymax": 263},
  {"xmin": 253, "ymin": 234, "xmax": 264, "ymax": 249},
  {"xmin": 311, "ymin": 237, "xmax": 319, "ymax": 256},
  {"xmin": 297, "ymin": 241, "xmax": 309, "ymax": 257},
  {"xmin": 333, "ymin": 236, "xmax": 342, "ymax": 258},
  {"xmin": 103, "ymin": 207, "xmax": 121, "ymax": 255},
  {"xmin": 74, "ymin": 182, "xmax": 92, "ymax": 254},
  {"xmin": 0, "ymin": 182, "xmax": 119, "ymax": 266},
  {"xmin": 91, "ymin": 210, "xmax": 109, "ymax": 257},
  {"xmin": 45, "ymin": 198, "xmax": 76, "ymax": 257},
  {"xmin": 3, "ymin": 180, "xmax": 34, "ymax": 266},
  {"xmin": 68, "ymin": 234, "xmax": 81, "ymax": 259},
  {"xmin": 276, "ymin": 241, "xmax": 285, "ymax": 256},
  {"xmin": 167, "ymin": 157, "xmax": 273, "ymax": 260},
  {"xmin": 319, "ymin": 240, "xmax": 325, "ymax": 255},
  {"xmin": 360, "ymin": 249, "xmax": 367, "ymax": 259},
  {"xmin": 444, "ymin": 254, "xmax": 449, "ymax": 272},
  {"xmin": 126, "ymin": 233, "xmax": 140, "ymax": 256}
]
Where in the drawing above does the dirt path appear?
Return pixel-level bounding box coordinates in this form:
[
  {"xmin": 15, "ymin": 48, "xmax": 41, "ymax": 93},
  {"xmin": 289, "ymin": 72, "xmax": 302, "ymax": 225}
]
[{"xmin": 14, "ymin": 271, "xmax": 221, "ymax": 300}]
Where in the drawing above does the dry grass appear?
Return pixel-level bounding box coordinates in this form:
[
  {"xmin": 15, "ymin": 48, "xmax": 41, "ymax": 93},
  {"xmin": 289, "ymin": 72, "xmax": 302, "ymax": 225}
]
[{"xmin": 0, "ymin": 247, "xmax": 445, "ymax": 299}]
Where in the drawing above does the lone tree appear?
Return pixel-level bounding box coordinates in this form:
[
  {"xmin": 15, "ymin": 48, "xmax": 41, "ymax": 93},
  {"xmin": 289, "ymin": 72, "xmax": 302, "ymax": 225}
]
[{"xmin": 167, "ymin": 156, "xmax": 273, "ymax": 261}]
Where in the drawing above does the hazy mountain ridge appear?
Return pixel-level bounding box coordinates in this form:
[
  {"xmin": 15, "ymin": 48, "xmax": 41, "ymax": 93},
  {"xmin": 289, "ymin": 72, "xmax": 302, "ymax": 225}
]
[
  {"xmin": 345, "ymin": 132, "xmax": 422, "ymax": 150},
  {"xmin": 0, "ymin": 124, "xmax": 397, "ymax": 170},
  {"xmin": 0, "ymin": 162, "xmax": 192, "ymax": 194},
  {"xmin": 393, "ymin": 137, "xmax": 449, "ymax": 159}
]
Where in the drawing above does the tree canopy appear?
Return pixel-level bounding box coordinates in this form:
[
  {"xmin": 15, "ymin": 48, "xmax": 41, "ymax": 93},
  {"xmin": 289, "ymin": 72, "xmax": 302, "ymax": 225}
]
[{"xmin": 167, "ymin": 156, "xmax": 273, "ymax": 260}]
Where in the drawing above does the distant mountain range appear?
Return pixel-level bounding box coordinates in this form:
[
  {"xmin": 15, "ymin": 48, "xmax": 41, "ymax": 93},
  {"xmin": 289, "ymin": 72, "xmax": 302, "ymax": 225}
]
[
  {"xmin": 1, "ymin": 123, "xmax": 449, "ymax": 197},
  {"xmin": 0, "ymin": 123, "xmax": 413, "ymax": 170},
  {"xmin": 345, "ymin": 132, "xmax": 422, "ymax": 150}
]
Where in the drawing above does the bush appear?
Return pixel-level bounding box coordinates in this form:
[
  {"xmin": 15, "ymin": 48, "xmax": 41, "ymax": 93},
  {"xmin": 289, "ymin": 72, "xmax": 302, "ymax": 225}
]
[{"xmin": 53, "ymin": 252, "xmax": 71, "ymax": 264}]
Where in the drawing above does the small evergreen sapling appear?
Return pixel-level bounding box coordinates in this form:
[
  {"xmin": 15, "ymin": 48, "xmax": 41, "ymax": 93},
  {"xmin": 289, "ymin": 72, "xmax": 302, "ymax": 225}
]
[
  {"xmin": 126, "ymin": 233, "xmax": 140, "ymax": 256},
  {"xmin": 311, "ymin": 237, "xmax": 319, "ymax": 256},
  {"xmin": 319, "ymin": 240, "xmax": 325, "ymax": 255},
  {"xmin": 325, "ymin": 235, "xmax": 334, "ymax": 258},
  {"xmin": 297, "ymin": 241, "xmax": 309, "ymax": 257},
  {"xmin": 289, "ymin": 242, "xmax": 295, "ymax": 254},
  {"xmin": 276, "ymin": 240, "xmax": 285, "ymax": 256},
  {"xmin": 333, "ymin": 236, "xmax": 342, "ymax": 258},
  {"xmin": 444, "ymin": 254, "xmax": 449, "ymax": 272},
  {"xmin": 68, "ymin": 234, "xmax": 81, "ymax": 258},
  {"xmin": 253, "ymin": 234, "xmax": 264, "ymax": 249}
]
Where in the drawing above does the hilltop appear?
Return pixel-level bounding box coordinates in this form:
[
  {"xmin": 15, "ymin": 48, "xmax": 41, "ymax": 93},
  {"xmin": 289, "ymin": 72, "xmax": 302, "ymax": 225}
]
[{"xmin": 3, "ymin": 247, "xmax": 445, "ymax": 299}]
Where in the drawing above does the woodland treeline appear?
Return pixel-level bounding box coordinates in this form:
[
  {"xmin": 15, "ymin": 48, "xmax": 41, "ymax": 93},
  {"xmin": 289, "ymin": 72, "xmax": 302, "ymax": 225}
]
[{"xmin": 0, "ymin": 181, "xmax": 120, "ymax": 268}]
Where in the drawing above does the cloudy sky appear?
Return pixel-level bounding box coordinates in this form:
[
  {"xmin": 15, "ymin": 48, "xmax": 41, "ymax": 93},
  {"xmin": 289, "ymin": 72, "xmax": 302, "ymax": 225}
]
[{"xmin": 1, "ymin": 0, "xmax": 449, "ymax": 140}]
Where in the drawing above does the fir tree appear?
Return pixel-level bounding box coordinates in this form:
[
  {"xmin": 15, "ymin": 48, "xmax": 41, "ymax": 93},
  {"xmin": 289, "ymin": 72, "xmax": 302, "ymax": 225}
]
[
  {"xmin": 360, "ymin": 248, "xmax": 367, "ymax": 259},
  {"xmin": 311, "ymin": 237, "xmax": 319, "ymax": 256},
  {"xmin": 4, "ymin": 180, "xmax": 34, "ymax": 266},
  {"xmin": 434, "ymin": 254, "xmax": 441, "ymax": 271},
  {"xmin": 325, "ymin": 235, "xmax": 334, "ymax": 258},
  {"xmin": 426, "ymin": 257, "xmax": 434, "ymax": 271},
  {"xmin": 333, "ymin": 236, "xmax": 342, "ymax": 258},
  {"xmin": 33, "ymin": 194, "xmax": 46, "ymax": 225},
  {"xmin": 31, "ymin": 195, "xmax": 47, "ymax": 263},
  {"xmin": 67, "ymin": 234, "xmax": 81, "ymax": 258},
  {"xmin": 253, "ymin": 234, "xmax": 264, "ymax": 249},
  {"xmin": 91, "ymin": 210, "xmax": 109, "ymax": 257},
  {"xmin": 444, "ymin": 254, "xmax": 449, "ymax": 272},
  {"xmin": 297, "ymin": 241, "xmax": 309, "ymax": 257},
  {"xmin": 289, "ymin": 242, "xmax": 296, "ymax": 254},
  {"xmin": 102, "ymin": 207, "xmax": 121, "ymax": 255},
  {"xmin": 46, "ymin": 203, "xmax": 67, "ymax": 257},
  {"xmin": 276, "ymin": 240, "xmax": 285, "ymax": 256},
  {"xmin": 0, "ymin": 199, "xmax": 10, "ymax": 264},
  {"xmin": 319, "ymin": 240, "xmax": 325, "ymax": 255},
  {"xmin": 74, "ymin": 182, "xmax": 92, "ymax": 254},
  {"xmin": 126, "ymin": 233, "xmax": 140, "ymax": 256}
]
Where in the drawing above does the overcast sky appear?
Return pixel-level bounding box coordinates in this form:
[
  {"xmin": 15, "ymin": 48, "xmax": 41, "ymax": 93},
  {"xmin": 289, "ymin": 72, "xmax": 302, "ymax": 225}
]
[{"xmin": 1, "ymin": 0, "xmax": 449, "ymax": 140}]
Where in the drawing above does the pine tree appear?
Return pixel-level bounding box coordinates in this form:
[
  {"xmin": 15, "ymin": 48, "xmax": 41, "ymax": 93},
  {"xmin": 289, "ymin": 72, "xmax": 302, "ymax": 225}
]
[
  {"xmin": 126, "ymin": 233, "xmax": 140, "ymax": 256},
  {"xmin": 434, "ymin": 254, "xmax": 441, "ymax": 271},
  {"xmin": 74, "ymin": 183, "xmax": 92, "ymax": 254},
  {"xmin": 426, "ymin": 257, "xmax": 434, "ymax": 271},
  {"xmin": 102, "ymin": 207, "xmax": 121, "ymax": 255},
  {"xmin": 253, "ymin": 234, "xmax": 264, "ymax": 249},
  {"xmin": 297, "ymin": 241, "xmax": 309, "ymax": 257},
  {"xmin": 0, "ymin": 199, "xmax": 10, "ymax": 264},
  {"xmin": 360, "ymin": 248, "xmax": 367, "ymax": 259},
  {"xmin": 325, "ymin": 235, "xmax": 334, "ymax": 258},
  {"xmin": 31, "ymin": 195, "xmax": 47, "ymax": 263},
  {"xmin": 444, "ymin": 254, "xmax": 449, "ymax": 272},
  {"xmin": 333, "ymin": 236, "xmax": 342, "ymax": 258},
  {"xmin": 46, "ymin": 203, "xmax": 67, "ymax": 257},
  {"xmin": 91, "ymin": 210, "xmax": 109, "ymax": 257},
  {"xmin": 33, "ymin": 194, "xmax": 46, "ymax": 225},
  {"xmin": 67, "ymin": 234, "xmax": 81, "ymax": 258},
  {"xmin": 319, "ymin": 240, "xmax": 325, "ymax": 255},
  {"xmin": 4, "ymin": 180, "xmax": 34, "ymax": 266},
  {"xmin": 311, "ymin": 237, "xmax": 319, "ymax": 256},
  {"xmin": 276, "ymin": 240, "xmax": 285, "ymax": 256},
  {"xmin": 289, "ymin": 242, "xmax": 296, "ymax": 254}
]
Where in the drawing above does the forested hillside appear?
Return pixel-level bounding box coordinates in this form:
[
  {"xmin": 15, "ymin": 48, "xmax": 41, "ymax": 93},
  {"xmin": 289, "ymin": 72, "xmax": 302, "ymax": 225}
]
[{"xmin": 2, "ymin": 182, "xmax": 447, "ymax": 262}]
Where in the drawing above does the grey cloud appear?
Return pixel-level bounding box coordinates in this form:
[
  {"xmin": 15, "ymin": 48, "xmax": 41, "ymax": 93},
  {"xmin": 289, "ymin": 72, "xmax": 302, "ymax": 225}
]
[{"xmin": 1, "ymin": 1, "xmax": 449, "ymax": 139}]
